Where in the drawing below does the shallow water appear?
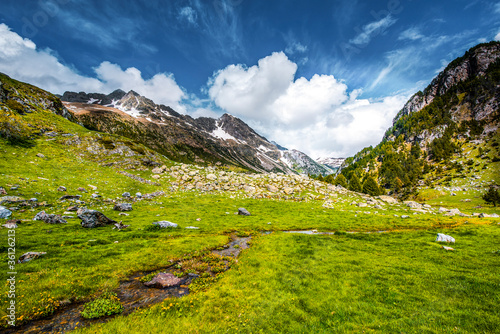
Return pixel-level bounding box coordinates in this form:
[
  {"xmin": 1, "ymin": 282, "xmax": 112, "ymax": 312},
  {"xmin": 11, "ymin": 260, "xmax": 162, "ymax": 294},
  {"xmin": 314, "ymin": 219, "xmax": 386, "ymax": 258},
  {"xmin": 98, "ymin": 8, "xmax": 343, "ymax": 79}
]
[{"xmin": 5, "ymin": 235, "xmax": 250, "ymax": 334}]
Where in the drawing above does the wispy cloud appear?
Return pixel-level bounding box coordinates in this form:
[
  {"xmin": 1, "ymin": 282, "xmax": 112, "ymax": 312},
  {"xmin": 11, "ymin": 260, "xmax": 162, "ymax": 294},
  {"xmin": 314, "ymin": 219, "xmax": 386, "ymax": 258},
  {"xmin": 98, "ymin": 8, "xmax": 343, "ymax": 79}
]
[
  {"xmin": 349, "ymin": 15, "xmax": 397, "ymax": 46},
  {"xmin": 398, "ymin": 27, "xmax": 424, "ymax": 41},
  {"xmin": 494, "ymin": 2, "xmax": 500, "ymax": 13},
  {"xmin": 178, "ymin": 6, "xmax": 198, "ymax": 26}
]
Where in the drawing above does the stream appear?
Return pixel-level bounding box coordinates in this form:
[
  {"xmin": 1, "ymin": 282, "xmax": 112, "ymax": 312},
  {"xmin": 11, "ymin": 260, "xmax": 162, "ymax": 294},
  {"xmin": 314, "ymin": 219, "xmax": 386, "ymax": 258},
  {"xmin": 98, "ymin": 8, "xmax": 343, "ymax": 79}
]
[{"xmin": 2, "ymin": 235, "xmax": 251, "ymax": 334}]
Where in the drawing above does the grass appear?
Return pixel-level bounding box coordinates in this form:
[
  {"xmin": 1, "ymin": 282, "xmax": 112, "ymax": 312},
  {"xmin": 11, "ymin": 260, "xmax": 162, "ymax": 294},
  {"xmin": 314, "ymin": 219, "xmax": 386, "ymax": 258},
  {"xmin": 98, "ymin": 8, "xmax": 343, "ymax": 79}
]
[
  {"xmin": 74, "ymin": 224, "xmax": 500, "ymax": 333},
  {"xmin": 0, "ymin": 97, "xmax": 499, "ymax": 332}
]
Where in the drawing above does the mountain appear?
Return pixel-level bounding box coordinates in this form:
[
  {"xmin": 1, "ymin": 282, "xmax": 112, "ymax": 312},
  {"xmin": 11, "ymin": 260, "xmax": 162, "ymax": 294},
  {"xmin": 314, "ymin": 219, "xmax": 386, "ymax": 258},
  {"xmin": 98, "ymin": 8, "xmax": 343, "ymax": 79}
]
[
  {"xmin": 315, "ymin": 157, "xmax": 345, "ymax": 173},
  {"xmin": 61, "ymin": 89, "xmax": 329, "ymax": 175},
  {"xmin": 338, "ymin": 41, "xmax": 500, "ymax": 198}
]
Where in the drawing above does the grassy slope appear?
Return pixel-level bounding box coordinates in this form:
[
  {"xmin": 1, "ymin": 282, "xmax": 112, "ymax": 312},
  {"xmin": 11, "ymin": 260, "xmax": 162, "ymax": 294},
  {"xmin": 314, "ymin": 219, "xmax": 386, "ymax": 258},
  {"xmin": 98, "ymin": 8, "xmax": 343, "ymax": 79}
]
[{"xmin": 0, "ymin": 80, "xmax": 499, "ymax": 332}]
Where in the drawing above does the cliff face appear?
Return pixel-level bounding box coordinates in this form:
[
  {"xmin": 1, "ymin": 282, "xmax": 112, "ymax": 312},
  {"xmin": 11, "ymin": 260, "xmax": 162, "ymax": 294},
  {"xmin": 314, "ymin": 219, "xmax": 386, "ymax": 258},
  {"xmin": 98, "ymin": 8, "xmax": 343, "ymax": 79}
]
[
  {"xmin": 392, "ymin": 42, "xmax": 500, "ymax": 127},
  {"xmin": 340, "ymin": 42, "xmax": 500, "ymax": 197}
]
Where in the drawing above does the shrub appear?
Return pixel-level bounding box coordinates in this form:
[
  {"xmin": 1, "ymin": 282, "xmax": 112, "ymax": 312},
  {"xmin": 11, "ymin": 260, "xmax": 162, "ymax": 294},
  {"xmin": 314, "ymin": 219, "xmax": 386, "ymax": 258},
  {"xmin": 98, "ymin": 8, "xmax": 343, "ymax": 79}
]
[{"xmin": 81, "ymin": 292, "xmax": 124, "ymax": 319}]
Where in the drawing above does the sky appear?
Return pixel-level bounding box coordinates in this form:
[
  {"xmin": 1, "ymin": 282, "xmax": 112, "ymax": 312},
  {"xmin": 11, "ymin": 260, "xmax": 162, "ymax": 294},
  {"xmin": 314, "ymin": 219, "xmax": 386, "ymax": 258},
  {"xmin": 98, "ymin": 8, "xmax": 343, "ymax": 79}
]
[{"xmin": 0, "ymin": 0, "xmax": 499, "ymax": 159}]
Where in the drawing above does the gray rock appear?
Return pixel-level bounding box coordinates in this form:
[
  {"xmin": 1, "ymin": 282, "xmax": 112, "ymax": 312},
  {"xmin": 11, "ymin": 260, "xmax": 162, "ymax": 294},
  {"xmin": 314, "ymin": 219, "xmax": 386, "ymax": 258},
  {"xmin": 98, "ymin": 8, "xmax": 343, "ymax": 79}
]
[
  {"xmin": 113, "ymin": 221, "xmax": 130, "ymax": 230},
  {"xmin": 378, "ymin": 195, "xmax": 398, "ymax": 204},
  {"xmin": 404, "ymin": 201, "xmax": 422, "ymax": 209},
  {"xmin": 152, "ymin": 221, "xmax": 178, "ymax": 228},
  {"xmin": 144, "ymin": 272, "xmax": 182, "ymax": 288},
  {"xmin": 436, "ymin": 233, "xmax": 455, "ymax": 243},
  {"xmin": 401, "ymin": 215, "xmax": 410, "ymax": 219},
  {"xmin": 0, "ymin": 206, "xmax": 12, "ymax": 219},
  {"xmin": 29, "ymin": 198, "xmax": 38, "ymax": 202},
  {"xmin": 33, "ymin": 211, "xmax": 67, "ymax": 224},
  {"xmin": 135, "ymin": 192, "xmax": 142, "ymax": 198},
  {"xmin": 77, "ymin": 187, "xmax": 87, "ymax": 193},
  {"xmin": 0, "ymin": 187, "xmax": 6, "ymax": 195},
  {"xmin": 59, "ymin": 195, "xmax": 82, "ymax": 201},
  {"xmin": 36, "ymin": 153, "xmax": 45, "ymax": 158},
  {"xmin": 0, "ymin": 196, "xmax": 25, "ymax": 205},
  {"xmin": 114, "ymin": 203, "xmax": 132, "ymax": 211},
  {"xmin": 238, "ymin": 208, "xmax": 251, "ymax": 216},
  {"xmin": 357, "ymin": 202, "xmax": 368, "ymax": 208},
  {"xmin": 122, "ymin": 192, "xmax": 131, "ymax": 198},
  {"xmin": 185, "ymin": 226, "xmax": 200, "ymax": 229},
  {"xmin": 78, "ymin": 208, "xmax": 116, "ymax": 228},
  {"xmin": 57, "ymin": 186, "xmax": 67, "ymax": 192},
  {"xmin": 91, "ymin": 193, "xmax": 101, "ymax": 199},
  {"xmin": 18, "ymin": 252, "xmax": 46, "ymax": 264}
]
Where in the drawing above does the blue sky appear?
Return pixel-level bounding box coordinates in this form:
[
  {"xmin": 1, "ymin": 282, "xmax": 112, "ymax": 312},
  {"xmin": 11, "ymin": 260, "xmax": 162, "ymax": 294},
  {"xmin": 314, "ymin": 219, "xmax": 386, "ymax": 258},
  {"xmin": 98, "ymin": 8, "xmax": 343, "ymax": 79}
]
[{"xmin": 0, "ymin": 0, "xmax": 499, "ymax": 158}]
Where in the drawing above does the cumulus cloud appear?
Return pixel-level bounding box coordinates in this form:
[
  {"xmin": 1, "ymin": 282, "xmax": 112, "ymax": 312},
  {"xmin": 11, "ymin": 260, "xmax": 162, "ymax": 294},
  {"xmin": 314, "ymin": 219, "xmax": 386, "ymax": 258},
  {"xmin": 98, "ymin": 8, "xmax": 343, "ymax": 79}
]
[
  {"xmin": 350, "ymin": 15, "xmax": 397, "ymax": 46},
  {"xmin": 208, "ymin": 52, "xmax": 297, "ymax": 119},
  {"xmin": 495, "ymin": 31, "xmax": 500, "ymax": 41},
  {"xmin": 0, "ymin": 24, "xmax": 186, "ymax": 112},
  {"xmin": 208, "ymin": 52, "xmax": 408, "ymax": 158}
]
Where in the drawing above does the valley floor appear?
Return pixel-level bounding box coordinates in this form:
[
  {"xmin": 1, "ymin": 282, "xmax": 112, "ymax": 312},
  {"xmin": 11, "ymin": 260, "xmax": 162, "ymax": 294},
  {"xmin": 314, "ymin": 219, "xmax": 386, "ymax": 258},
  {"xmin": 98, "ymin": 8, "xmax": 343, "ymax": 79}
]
[{"xmin": 1, "ymin": 134, "xmax": 499, "ymax": 333}]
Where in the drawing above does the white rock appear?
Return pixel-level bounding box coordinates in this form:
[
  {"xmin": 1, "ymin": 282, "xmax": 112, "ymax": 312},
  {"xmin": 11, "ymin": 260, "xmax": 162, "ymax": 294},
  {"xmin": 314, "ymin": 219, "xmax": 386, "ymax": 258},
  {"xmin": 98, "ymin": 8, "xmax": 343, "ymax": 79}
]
[{"xmin": 436, "ymin": 233, "xmax": 455, "ymax": 243}]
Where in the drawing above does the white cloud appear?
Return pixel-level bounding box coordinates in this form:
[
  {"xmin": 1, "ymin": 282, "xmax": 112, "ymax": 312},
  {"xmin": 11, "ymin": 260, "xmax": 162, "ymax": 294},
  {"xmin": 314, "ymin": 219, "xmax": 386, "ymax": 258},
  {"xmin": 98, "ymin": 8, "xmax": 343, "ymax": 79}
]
[
  {"xmin": 495, "ymin": 2, "xmax": 500, "ymax": 13},
  {"xmin": 0, "ymin": 24, "xmax": 186, "ymax": 112},
  {"xmin": 350, "ymin": 15, "xmax": 397, "ymax": 46},
  {"xmin": 208, "ymin": 52, "xmax": 408, "ymax": 157},
  {"xmin": 398, "ymin": 27, "xmax": 424, "ymax": 41},
  {"xmin": 495, "ymin": 31, "xmax": 500, "ymax": 41},
  {"xmin": 178, "ymin": 6, "xmax": 198, "ymax": 25},
  {"xmin": 208, "ymin": 52, "xmax": 297, "ymax": 119},
  {"xmin": 94, "ymin": 62, "xmax": 186, "ymax": 112}
]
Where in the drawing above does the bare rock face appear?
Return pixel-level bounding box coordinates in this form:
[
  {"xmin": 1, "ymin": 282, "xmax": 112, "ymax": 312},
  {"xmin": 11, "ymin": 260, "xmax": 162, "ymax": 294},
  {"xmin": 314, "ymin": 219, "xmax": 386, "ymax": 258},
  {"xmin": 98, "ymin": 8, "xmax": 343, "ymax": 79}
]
[
  {"xmin": 144, "ymin": 272, "xmax": 182, "ymax": 288},
  {"xmin": 77, "ymin": 208, "xmax": 116, "ymax": 228}
]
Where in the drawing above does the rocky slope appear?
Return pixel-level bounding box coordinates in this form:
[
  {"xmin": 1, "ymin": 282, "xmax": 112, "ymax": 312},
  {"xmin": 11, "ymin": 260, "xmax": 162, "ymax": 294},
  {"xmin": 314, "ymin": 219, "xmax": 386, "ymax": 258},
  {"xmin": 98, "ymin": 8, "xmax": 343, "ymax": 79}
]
[
  {"xmin": 315, "ymin": 157, "xmax": 345, "ymax": 173},
  {"xmin": 61, "ymin": 90, "xmax": 330, "ymax": 175},
  {"xmin": 340, "ymin": 41, "xmax": 500, "ymax": 197}
]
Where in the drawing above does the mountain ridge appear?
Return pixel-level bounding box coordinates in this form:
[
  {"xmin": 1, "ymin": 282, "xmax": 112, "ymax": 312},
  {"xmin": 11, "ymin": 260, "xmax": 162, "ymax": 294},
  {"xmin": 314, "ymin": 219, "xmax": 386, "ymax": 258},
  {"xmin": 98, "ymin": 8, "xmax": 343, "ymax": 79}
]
[{"xmin": 61, "ymin": 88, "xmax": 332, "ymax": 176}]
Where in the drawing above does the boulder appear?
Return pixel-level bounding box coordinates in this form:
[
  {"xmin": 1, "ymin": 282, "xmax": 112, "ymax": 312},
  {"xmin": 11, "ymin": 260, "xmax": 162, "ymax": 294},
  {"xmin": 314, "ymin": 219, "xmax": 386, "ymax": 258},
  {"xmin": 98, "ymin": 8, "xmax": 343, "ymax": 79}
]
[
  {"xmin": 436, "ymin": 233, "xmax": 455, "ymax": 243},
  {"xmin": 238, "ymin": 208, "xmax": 251, "ymax": 216},
  {"xmin": 36, "ymin": 153, "xmax": 45, "ymax": 158},
  {"xmin": 0, "ymin": 196, "xmax": 25, "ymax": 205},
  {"xmin": 114, "ymin": 203, "xmax": 132, "ymax": 211},
  {"xmin": 78, "ymin": 208, "xmax": 116, "ymax": 228},
  {"xmin": 357, "ymin": 202, "xmax": 367, "ymax": 208},
  {"xmin": 152, "ymin": 167, "xmax": 163, "ymax": 174},
  {"xmin": 0, "ymin": 206, "xmax": 12, "ymax": 219},
  {"xmin": 18, "ymin": 252, "xmax": 46, "ymax": 264},
  {"xmin": 67, "ymin": 206, "xmax": 79, "ymax": 211},
  {"xmin": 153, "ymin": 221, "xmax": 178, "ymax": 228},
  {"xmin": 378, "ymin": 195, "xmax": 398, "ymax": 204},
  {"xmin": 144, "ymin": 272, "xmax": 182, "ymax": 288},
  {"xmin": 113, "ymin": 221, "xmax": 130, "ymax": 230},
  {"xmin": 2, "ymin": 220, "xmax": 18, "ymax": 228},
  {"xmin": 77, "ymin": 187, "xmax": 87, "ymax": 193},
  {"xmin": 404, "ymin": 201, "xmax": 422, "ymax": 209},
  {"xmin": 266, "ymin": 184, "xmax": 278, "ymax": 193},
  {"xmin": 57, "ymin": 186, "xmax": 67, "ymax": 192},
  {"xmin": 206, "ymin": 174, "xmax": 217, "ymax": 181},
  {"xmin": 59, "ymin": 195, "xmax": 82, "ymax": 201},
  {"xmin": 441, "ymin": 246, "xmax": 454, "ymax": 251},
  {"xmin": 0, "ymin": 187, "xmax": 7, "ymax": 195},
  {"xmin": 122, "ymin": 192, "xmax": 131, "ymax": 198},
  {"xmin": 438, "ymin": 207, "xmax": 449, "ymax": 213},
  {"xmin": 283, "ymin": 187, "xmax": 294, "ymax": 195},
  {"xmin": 135, "ymin": 192, "xmax": 142, "ymax": 198},
  {"xmin": 33, "ymin": 211, "xmax": 67, "ymax": 224}
]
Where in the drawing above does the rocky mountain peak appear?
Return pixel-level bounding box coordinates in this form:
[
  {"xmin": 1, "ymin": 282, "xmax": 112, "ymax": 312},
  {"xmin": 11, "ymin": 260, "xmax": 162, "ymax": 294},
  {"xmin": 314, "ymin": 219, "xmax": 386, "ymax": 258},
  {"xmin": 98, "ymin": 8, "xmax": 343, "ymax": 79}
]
[{"xmin": 392, "ymin": 41, "xmax": 500, "ymax": 124}]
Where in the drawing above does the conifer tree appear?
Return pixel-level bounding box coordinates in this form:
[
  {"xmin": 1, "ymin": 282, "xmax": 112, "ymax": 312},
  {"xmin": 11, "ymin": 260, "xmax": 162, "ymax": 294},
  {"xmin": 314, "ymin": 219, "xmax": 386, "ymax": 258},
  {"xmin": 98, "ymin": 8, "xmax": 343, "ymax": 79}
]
[
  {"xmin": 348, "ymin": 174, "xmax": 362, "ymax": 192},
  {"xmin": 334, "ymin": 174, "xmax": 348, "ymax": 188},
  {"xmin": 483, "ymin": 187, "xmax": 500, "ymax": 207},
  {"xmin": 362, "ymin": 176, "xmax": 381, "ymax": 196}
]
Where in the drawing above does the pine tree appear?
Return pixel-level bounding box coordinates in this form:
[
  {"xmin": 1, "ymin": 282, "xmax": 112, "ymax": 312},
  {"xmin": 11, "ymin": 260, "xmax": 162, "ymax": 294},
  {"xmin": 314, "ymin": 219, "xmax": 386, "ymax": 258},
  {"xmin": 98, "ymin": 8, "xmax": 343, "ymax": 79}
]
[
  {"xmin": 362, "ymin": 176, "xmax": 381, "ymax": 196},
  {"xmin": 483, "ymin": 187, "xmax": 500, "ymax": 207},
  {"xmin": 348, "ymin": 174, "xmax": 362, "ymax": 192},
  {"xmin": 317, "ymin": 174, "xmax": 324, "ymax": 182},
  {"xmin": 324, "ymin": 174, "xmax": 334, "ymax": 184},
  {"xmin": 334, "ymin": 174, "xmax": 348, "ymax": 188}
]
